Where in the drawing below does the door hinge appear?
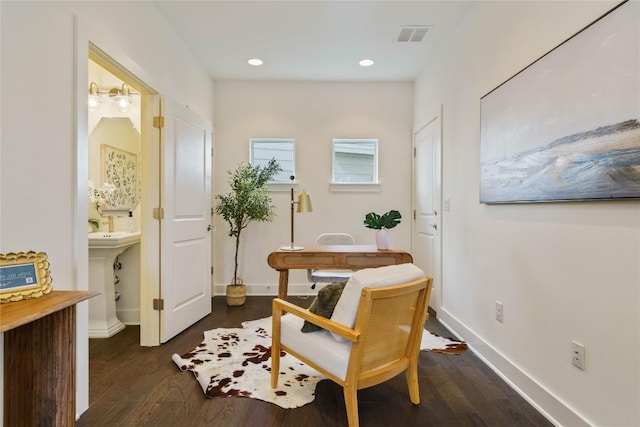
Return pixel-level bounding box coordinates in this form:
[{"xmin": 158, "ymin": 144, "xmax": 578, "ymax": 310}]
[
  {"xmin": 413, "ymin": 147, "xmax": 416, "ymax": 157},
  {"xmin": 413, "ymin": 210, "xmax": 416, "ymax": 220},
  {"xmin": 153, "ymin": 207, "xmax": 165, "ymax": 220},
  {"xmin": 153, "ymin": 298, "xmax": 164, "ymax": 311},
  {"xmin": 153, "ymin": 116, "xmax": 165, "ymax": 129},
  {"xmin": 211, "ymin": 207, "xmax": 214, "ymax": 216},
  {"xmin": 211, "ymin": 266, "xmax": 214, "ymax": 275}
]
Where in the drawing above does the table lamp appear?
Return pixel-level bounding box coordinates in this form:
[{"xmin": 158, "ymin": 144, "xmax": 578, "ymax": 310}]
[{"xmin": 281, "ymin": 176, "xmax": 312, "ymax": 251}]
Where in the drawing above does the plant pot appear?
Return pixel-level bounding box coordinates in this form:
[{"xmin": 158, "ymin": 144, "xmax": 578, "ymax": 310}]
[
  {"xmin": 375, "ymin": 229, "xmax": 389, "ymax": 250},
  {"xmin": 226, "ymin": 284, "xmax": 246, "ymax": 306}
]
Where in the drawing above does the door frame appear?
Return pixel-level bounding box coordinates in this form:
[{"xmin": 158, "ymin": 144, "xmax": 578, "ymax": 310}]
[
  {"xmin": 412, "ymin": 110, "xmax": 443, "ymax": 313},
  {"xmin": 88, "ymin": 43, "xmax": 162, "ymax": 346}
]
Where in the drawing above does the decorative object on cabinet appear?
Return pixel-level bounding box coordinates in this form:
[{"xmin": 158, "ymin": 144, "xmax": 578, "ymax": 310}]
[{"xmin": 0, "ymin": 251, "xmax": 53, "ymax": 304}]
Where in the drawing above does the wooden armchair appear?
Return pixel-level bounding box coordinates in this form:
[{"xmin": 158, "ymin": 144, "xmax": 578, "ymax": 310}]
[{"xmin": 271, "ymin": 264, "xmax": 433, "ymax": 427}]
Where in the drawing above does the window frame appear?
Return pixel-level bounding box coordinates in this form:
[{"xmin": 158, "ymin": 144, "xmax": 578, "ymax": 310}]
[
  {"xmin": 249, "ymin": 138, "xmax": 296, "ymax": 184},
  {"xmin": 331, "ymin": 138, "xmax": 379, "ymax": 185}
]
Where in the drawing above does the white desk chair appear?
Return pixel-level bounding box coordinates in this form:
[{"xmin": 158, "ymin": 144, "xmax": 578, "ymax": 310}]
[{"xmin": 307, "ymin": 233, "xmax": 356, "ymax": 289}]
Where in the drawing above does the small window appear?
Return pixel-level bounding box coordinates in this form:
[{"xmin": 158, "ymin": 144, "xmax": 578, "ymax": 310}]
[
  {"xmin": 250, "ymin": 138, "xmax": 295, "ymax": 182},
  {"xmin": 332, "ymin": 139, "xmax": 378, "ymax": 183}
]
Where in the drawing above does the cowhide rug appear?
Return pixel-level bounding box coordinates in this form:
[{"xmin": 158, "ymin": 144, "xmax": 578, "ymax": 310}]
[{"xmin": 172, "ymin": 316, "xmax": 467, "ymax": 409}]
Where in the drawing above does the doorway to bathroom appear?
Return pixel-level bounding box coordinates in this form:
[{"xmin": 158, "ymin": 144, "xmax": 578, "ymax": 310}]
[
  {"xmin": 86, "ymin": 43, "xmax": 213, "ymax": 346},
  {"xmin": 87, "ymin": 50, "xmax": 145, "ymax": 339},
  {"xmin": 87, "ymin": 59, "xmax": 142, "ymax": 338}
]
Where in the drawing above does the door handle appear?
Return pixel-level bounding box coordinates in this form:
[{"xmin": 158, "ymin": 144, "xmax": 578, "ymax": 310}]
[
  {"xmin": 431, "ymin": 224, "xmax": 438, "ymax": 230},
  {"xmin": 207, "ymin": 224, "xmax": 213, "ymax": 231}
]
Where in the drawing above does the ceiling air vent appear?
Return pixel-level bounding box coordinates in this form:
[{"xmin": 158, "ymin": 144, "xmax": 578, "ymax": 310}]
[{"xmin": 395, "ymin": 25, "xmax": 432, "ymax": 43}]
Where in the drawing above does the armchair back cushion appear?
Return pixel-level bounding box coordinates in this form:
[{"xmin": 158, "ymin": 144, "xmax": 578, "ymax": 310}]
[{"xmin": 329, "ymin": 263, "xmax": 424, "ymax": 342}]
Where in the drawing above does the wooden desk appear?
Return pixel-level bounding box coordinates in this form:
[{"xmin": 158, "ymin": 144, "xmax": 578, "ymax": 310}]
[
  {"xmin": 267, "ymin": 245, "xmax": 413, "ymax": 299},
  {"xmin": 1, "ymin": 290, "xmax": 98, "ymax": 426}
]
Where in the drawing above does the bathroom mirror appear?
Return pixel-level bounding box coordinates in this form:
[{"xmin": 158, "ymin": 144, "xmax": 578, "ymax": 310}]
[{"xmin": 89, "ymin": 117, "xmax": 141, "ymax": 212}]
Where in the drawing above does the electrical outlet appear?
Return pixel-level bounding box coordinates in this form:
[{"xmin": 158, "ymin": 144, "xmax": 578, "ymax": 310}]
[
  {"xmin": 572, "ymin": 341, "xmax": 585, "ymax": 370},
  {"xmin": 495, "ymin": 301, "xmax": 504, "ymax": 323}
]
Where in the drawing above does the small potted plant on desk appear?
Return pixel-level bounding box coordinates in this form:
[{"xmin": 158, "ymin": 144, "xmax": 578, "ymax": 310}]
[
  {"xmin": 363, "ymin": 210, "xmax": 402, "ymax": 250},
  {"xmin": 214, "ymin": 158, "xmax": 282, "ymax": 306}
]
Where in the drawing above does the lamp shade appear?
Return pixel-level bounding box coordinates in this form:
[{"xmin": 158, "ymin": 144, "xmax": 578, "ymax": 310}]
[{"xmin": 297, "ymin": 190, "xmax": 312, "ymax": 213}]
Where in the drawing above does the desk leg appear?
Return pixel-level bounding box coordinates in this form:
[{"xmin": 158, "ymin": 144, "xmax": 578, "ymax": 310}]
[{"xmin": 277, "ymin": 270, "xmax": 289, "ymax": 300}]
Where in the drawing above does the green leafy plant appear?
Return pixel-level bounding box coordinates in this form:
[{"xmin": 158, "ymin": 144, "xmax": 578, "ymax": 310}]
[
  {"xmin": 363, "ymin": 210, "xmax": 402, "ymax": 230},
  {"xmin": 88, "ymin": 218, "xmax": 100, "ymax": 231},
  {"xmin": 214, "ymin": 159, "xmax": 282, "ymax": 285}
]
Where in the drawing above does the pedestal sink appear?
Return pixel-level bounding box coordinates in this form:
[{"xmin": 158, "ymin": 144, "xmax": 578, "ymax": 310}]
[{"xmin": 88, "ymin": 231, "xmax": 141, "ymax": 338}]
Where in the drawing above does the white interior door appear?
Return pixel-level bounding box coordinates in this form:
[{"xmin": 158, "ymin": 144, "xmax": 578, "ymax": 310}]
[
  {"xmin": 160, "ymin": 99, "xmax": 212, "ymax": 342},
  {"xmin": 412, "ymin": 115, "xmax": 442, "ymax": 312}
]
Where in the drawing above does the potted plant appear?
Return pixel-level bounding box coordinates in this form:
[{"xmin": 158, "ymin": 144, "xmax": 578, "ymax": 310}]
[
  {"xmin": 363, "ymin": 210, "xmax": 402, "ymax": 250},
  {"xmin": 87, "ymin": 181, "xmax": 115, "ymax": 232},
  {"xmin": 214, "ymin": 158, "xmax": 282, "ymax": 306}
]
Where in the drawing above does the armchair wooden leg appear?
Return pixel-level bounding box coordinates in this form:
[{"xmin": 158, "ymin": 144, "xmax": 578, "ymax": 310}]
[
  {"xmin": 271, "ymin": 312, "xmax": 281, "ymax": 388},
  {"xmin": 406, "ymin": 365, "xmax": 420, "ymax": 405},
  {"xmin": 271, "ymin": 343, "xmax": 281, "ymax": 388},
  {"xmin": 343, "ymin": 385, "xmax": 359, "ymax": 427}
]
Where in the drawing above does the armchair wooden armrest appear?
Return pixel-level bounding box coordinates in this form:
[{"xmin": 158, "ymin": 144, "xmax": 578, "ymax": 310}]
[{"xmin": 272, "ymin": 298, "xmax": 359, "ymax": 342}]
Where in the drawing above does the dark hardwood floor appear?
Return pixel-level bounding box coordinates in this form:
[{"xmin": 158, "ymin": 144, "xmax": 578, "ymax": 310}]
[{"xmin": 77, "ymin": 296, "xmax": 553, "ymax": 427}]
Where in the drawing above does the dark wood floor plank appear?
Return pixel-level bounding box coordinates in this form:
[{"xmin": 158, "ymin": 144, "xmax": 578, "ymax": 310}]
[{"xmin": 77, "ymin": 296, "xmax": 553, "ymax": 427}]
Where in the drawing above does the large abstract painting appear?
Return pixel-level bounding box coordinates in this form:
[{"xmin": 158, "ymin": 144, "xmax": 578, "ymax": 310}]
[{"xmin": 480, "ymin": 1, "xmax": 640, "ymax": 203}]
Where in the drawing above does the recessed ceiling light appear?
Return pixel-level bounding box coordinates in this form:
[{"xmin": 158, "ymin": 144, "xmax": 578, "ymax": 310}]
[
  {"xmin": 248, "ymin": 58, "xmax": 263, "ymax": 66},
  {"xmin": 359, "ymin": 59, "xmax": 375, "ymax": 67}
]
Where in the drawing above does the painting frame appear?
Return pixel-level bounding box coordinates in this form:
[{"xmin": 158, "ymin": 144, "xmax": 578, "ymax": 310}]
[
  {"xmin": 480, "ymin": 1, "xmax": 640, "ymax": 204},
  {"xmin": 0, "ymin": 252, "xmax": 53, "ymax": 304},
  {"xmin": 100, "ymin": 144, "xmax": 138, "ymax": 210}
]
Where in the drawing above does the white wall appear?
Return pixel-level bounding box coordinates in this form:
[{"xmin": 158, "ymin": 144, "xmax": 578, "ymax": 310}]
[
  {"xmin": 0, "ymin": 1, "xmax": 213, "ymax": 419},
  {"xmin": 414, "ymin": 1, "xmax": 639, "ymax": 426},
  {"xmin": 213, "ymin": 81, "xmax": 414, "ymax": 294}
]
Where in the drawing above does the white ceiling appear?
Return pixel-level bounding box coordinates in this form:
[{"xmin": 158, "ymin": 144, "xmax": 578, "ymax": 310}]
[{"xmin": 153, "ymin": 1, "xmax": 474, "ymax": 81}]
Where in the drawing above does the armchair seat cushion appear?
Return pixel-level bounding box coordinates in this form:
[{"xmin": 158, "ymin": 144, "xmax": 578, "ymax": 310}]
[{"xmin": 281, "ymin": 313, "xmax": 352, "ymax": 381}]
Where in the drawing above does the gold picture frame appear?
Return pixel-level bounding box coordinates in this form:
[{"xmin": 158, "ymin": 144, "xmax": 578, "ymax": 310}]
[{"xmin": 0, "ymin": 251, "xmax": 53, "ymax": 304}]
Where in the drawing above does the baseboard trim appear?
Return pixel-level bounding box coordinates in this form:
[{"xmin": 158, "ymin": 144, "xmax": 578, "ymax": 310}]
[
  {"xmin": 436, "ymin": 307, "xmax": 590, "ymax": 427},
  {"xmin": 213, "ymin": 282, "xmax": 318, "ymax": 297},
  {"xmin": 116, "ymin": 309, "xmax": 140, "ymax": 325}
]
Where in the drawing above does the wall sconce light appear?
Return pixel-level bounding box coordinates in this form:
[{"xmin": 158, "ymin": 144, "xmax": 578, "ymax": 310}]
[
  {"xmin": 281, "ymin": 176, "xmax": 313, "ymax": 251},
  {"xmin": 88, "ymin": 82, "xmax": 136, "ymax": 113},
  {"xmin": 109, "ymin": 83, "xmax": 134, "ymax": 113},
  {"xmin": 88, "ymin": 82, "xmax": 101, "ymax": 111}
]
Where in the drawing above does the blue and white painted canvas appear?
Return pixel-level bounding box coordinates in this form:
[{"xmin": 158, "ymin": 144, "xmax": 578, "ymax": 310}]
[{"xmin": 480, "ymin": 1, "xmax": 640, "ymax": 203}]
